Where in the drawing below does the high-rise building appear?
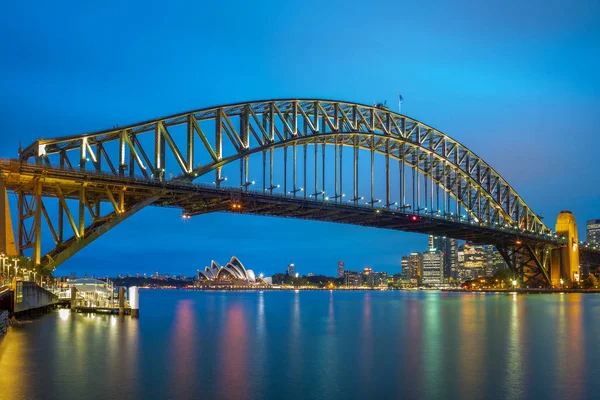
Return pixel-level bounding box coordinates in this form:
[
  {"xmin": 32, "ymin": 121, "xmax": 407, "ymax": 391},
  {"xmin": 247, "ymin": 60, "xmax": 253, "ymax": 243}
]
[
  {"xmin": 363, "ymin": 267, "xmax": 372, "ymax": 275},
  {"xmin": 422, "ymin": 250, "xmax": 443, "ymax": 285},
  {"xmin": 401, "ymin": 256, "xmax": 410, "ymax": 280},
  {"xmin": 408, "ymin": 252, "xmax": 423, "ymax": 281},
  {"xmin": 428, "ymin": 235, "xmax": 459, "ymax": 281},
  {"xmin": 287, "ymin": 263, "xmax": 295, "ymax": 276},
  {"xmin": 337, "ymin": 260, "xmax": 345, "ymax": 278},
  {"xmin": 587, "ymin": 219, "xmax": 600, "ymax": 246},
  {"xmin": 344, "ymin": 270, "xmax": 363, "ymax": 286},
  {"xmin": 462, "ymin": 243, "xmax": 487, "ymax": 279}
]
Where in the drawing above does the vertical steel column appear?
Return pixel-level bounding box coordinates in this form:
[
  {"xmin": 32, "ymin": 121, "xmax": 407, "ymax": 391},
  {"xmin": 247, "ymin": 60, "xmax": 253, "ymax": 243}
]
[
  {"xmin": 412, "ymin": 165, "xmax": 416, "ymax": 212},
  {"xmin": 385, "ymin": 139, "xmax": 390, "ymax": 208},
  {"xmin": 424, "ymin": 159, "xmax": 428, "ymax": 212},
  {"xmin": 370, "ymin": 136, "xmax": 375, "ymax": 207},
  {"xmin": 293, "ymin": 143, "xmax": 297, "ymax": 197},
  {"xmin": 187, "ymin": 115, "xmax": 194, "ymax": 174},
  {"xmin": 353, "ymin": 135, "xmax": 359, "ymax": 205},
  {"xmin": 155, "ymin": 124, "xmax": 165, "ymax": 181},
  {"xmin": 416, "ymin": 151, "xmax": 421, "ymax": 213},
  {"xmin": 33, "ymin": 181, "xmax": 42, "ymax": 266},
  {"xmin": 244, "ymin": 157, "xmax": 249, "ymax": 192},
  {"xmin": 17, "ymin": 192, "xmax": 24, "ymax": 255},
  {"xmin": 339, "ymin": 140, "xmax": 343, "ymax": 202},
  {"xmin": 430, "ymin": 153, "xmax": 434, "ymax": 213},
  {"xmin": 334, "ymin": 135, "xmax": 338, "ymax": 201},
  {"xmin": 215, "ymin": 111, "xmax": 223, "ymax": 188},
  {"xmin": 262, "ymin": 151, "xmax": 266, "ymax": 193},
  {"xmin": 455, "ymin": 172, "xmax": 460, "ymax": 217},
  {"xmin": 314, "ymin": 141, "xmax": 318, "ymax": 198},
  {"xmin": 129, "ymin": 149, "xmax": 135, "ymax": 179},
  {"xmin": 240, "ymin": 159, "xmax": 244, "ymax": 189},
  {"xmin": 269, "ymin": 148, "xmax": 274, "ymax": 194},
  {"xmin": 79, "ymin": 139, "xmax": 87, "ymax": 172},
  {"xmin": 303, "ymin": 144, "xmax": 307, "ymax": 199},
  {"xmin": 283, "ymin": 147, "xmax": 287, "ymax": 197},
  {"xmin": 58, "ymin": 155, "xmax": 65, "ymax": 242},
  {"xmin": 321, "ymin": 141, "xmax": 326, "ymax": 200},
  {"xmin": 400, "ymin": 144, "xmax": 405, "ymax": 208},
  {"xmin": 442, "ymin": 161, "xmax": 447, "ymax": 216},
  {"xmin": 119, "ymin": 131, "xmax": 126, "ymax": 178}
]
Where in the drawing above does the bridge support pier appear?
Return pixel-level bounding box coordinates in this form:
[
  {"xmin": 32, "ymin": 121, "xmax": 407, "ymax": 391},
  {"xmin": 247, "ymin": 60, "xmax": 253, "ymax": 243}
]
[
  {"xmin": 0, "ymin": 176, "xmax": 17, "ymax": 256},
  {"xmin": 549, "ymin": 211, "xmax": 580, "ymax": 286},
  {"xmin": 497, "ymin": 243, "xmax": 552, "ymax": 288}
]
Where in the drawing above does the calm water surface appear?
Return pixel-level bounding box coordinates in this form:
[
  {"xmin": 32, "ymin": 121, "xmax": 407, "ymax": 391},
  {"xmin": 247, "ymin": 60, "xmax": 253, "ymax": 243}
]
[{"xmin": 1, "ymin": 290, "xmax": 600, "ymax": 400}]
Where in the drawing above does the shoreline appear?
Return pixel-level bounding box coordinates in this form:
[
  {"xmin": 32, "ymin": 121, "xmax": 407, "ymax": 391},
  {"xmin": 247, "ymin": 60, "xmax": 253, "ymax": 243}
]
[{"xmin": 141, "ymin": 287, "xmax": 600, "ymax": 294}]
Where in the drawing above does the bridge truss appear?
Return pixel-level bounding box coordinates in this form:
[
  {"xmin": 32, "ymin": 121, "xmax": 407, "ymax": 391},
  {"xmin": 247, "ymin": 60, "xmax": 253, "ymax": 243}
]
[{"xmin": 3, "ymin": 99, "xmax": 594, "ymax": 286}]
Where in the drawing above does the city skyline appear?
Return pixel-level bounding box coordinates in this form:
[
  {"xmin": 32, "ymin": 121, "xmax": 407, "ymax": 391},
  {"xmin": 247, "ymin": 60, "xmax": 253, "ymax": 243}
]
[{"xmin": 1, "ymin": 0, "xmax": 599, "ymax": 277}]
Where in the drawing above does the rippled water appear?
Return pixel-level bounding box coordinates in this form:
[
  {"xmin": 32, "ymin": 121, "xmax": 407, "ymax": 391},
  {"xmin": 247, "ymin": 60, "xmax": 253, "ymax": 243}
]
[{"xmin": 1, "ymin": 290, "xmax": 600, "ymax": 400}]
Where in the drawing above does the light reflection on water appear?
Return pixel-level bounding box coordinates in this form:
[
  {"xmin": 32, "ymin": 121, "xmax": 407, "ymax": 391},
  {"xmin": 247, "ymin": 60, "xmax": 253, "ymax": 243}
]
[{"xmin": 2, "ymin": 291, "xmax": 600, "ymax": 400}]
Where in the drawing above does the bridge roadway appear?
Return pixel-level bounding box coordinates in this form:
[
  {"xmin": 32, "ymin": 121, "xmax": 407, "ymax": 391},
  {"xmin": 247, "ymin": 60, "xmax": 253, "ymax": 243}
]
[{"xmin": 0, "ymin": 158, "xmax": 566, "ymax": 250}]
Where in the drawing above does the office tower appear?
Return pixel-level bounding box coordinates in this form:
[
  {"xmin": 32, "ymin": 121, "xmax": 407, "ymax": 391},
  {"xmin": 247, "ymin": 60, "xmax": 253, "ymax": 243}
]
[
  {"xmin": 422, "ymin": 250, "xmax": 443, "ymax": 285},
  {"xmin": 337, "ymin": 260, "xmax": 345, "ymax": 278}
]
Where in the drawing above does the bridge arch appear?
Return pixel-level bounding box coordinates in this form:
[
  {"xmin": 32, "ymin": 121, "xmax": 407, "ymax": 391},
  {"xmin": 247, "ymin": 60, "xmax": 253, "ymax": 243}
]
[{"xmin": 14, "ymin": 99, "xmax": 552, "ymax": 272}]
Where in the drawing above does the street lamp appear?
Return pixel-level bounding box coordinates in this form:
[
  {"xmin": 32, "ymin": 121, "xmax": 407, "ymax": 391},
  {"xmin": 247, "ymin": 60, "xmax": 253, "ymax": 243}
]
[
  {"xmin": 560, "ymin": 278, "xmax": 564, "ymax": 289},
  {"xmin": 0, "ymin": 254, "xmax": 7, "ymax": 277},
  {"xmin": 512, "ymin": 280, "xmax": 517, "ymax": 289}
]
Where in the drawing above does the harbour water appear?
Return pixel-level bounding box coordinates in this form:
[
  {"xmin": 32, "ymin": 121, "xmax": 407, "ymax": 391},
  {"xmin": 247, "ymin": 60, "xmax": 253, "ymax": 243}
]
[{"xmin": 1, "ymin": 290, "xmax": 600, "ymax": 400}]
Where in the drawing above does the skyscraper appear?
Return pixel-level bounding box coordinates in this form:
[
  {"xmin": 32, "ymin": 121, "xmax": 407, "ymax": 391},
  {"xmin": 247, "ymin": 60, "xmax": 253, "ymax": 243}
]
[
  {"xmin": 409, "ymin": 252, "xmax": 423, "ymax": 282},
  {"xmin": 428, "ymin": 235, "xmax": 458, "ymax": 281},
  {"xmin": 337, "ymin": 260, "xmax": 345, "ymax": 278},
  {"xmin": 587, "ymin": 219, "xmax": 600, "ymax": 246},
  {"xmin": 422, "ymin": 250, "xmax": 443, "ymax": 285},
  {"xmin": 287, "ymin": 263, "xmax": 295, "ymax": 276},
  {"xmin": 401, "ymin": 256, "xmax": 410, "ymax": 280}
]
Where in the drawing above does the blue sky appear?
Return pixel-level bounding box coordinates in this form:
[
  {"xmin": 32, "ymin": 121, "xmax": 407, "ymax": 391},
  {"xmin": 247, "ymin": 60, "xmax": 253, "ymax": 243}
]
[{"xmin": 1, "ymin": 0, "xmax": 599, "ymax": 277}]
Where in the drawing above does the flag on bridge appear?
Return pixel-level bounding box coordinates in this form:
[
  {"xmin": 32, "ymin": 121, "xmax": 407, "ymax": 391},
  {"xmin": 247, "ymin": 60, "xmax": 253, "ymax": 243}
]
[{"xmin": 398, "ymin": 93, "xmax": 404, "ymax": 113}]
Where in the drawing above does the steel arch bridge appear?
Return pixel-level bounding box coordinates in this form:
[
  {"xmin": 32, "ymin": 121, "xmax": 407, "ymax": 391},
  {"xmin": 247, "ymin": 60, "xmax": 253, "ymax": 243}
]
[{"xmin": 1, "ymin": 99, "xmax": 599, "ymax": 286}]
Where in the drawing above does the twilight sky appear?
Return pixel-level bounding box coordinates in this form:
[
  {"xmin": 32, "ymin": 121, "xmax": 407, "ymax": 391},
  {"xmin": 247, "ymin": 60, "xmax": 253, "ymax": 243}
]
[{"xmin": 1, "ymin": 0, "xmax": 599, "ymax": 277}]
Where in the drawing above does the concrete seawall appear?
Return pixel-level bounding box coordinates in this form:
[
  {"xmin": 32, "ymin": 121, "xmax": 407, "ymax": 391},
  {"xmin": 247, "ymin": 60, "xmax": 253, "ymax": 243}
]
[{"xmin": 14, "ymin": 282, "xmax": 58, "ymax": 314}]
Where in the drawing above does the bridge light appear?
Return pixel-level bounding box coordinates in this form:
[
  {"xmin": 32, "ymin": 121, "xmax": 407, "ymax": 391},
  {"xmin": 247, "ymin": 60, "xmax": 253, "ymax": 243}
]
[{"xmin": 411, "ymin": 215, "xmax": 417, "ymax": 221}]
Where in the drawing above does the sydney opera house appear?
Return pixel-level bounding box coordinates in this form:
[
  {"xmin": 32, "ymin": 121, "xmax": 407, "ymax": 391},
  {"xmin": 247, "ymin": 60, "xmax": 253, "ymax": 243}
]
[{"xmin": 197, "ymin": 256, "xmax": 271, "ymax": 285}]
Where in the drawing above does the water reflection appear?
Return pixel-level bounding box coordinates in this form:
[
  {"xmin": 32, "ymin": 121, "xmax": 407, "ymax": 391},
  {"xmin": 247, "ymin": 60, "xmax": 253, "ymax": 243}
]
[
  {"xmin": 2, "ymin": 291, "xmax": 600, "ymax": 400},
  {"xmin": 422, "ymin": 292, "xmax": 442, "ymax": 399},
  {"xmin": 170, "ymin": 299, "xmax": 197, "ymax": 398},
  {"xmin": 506, "ymin": 293, "xmax": 524, "ymax": 399},
  {"xmin": 218, "ymin": 303, "xmax": 249, "ymax": 399}
]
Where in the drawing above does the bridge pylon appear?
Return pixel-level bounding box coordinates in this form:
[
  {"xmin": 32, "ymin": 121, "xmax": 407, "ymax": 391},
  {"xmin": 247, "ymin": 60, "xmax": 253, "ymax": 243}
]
[
  {"xmin": 0, "ymin": 175, "xmax": 17, "ymax": 256},
  {"xmin": 550, "ymin": 210, "xmax": 580, "ymax": 285},
  {"xmin": 497, "ymin": 243, "xmax": 552, "ymax": 288}
]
